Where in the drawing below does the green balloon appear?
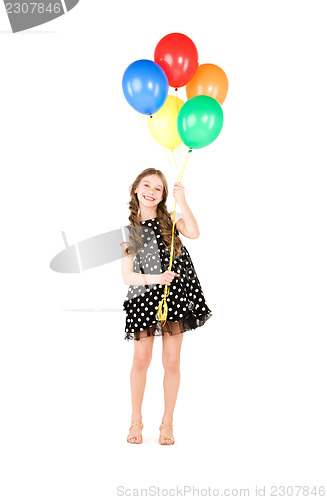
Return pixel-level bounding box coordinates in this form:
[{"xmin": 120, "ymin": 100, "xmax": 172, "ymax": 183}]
[{"xmin": 177, "ymin": 95, "xmax": 224, "ymax": 149}]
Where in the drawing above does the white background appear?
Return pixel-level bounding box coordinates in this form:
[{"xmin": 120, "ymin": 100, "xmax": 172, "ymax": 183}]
[{"xmin": 0, "ymin": 0, "xmax": 326, "ymax": 498}]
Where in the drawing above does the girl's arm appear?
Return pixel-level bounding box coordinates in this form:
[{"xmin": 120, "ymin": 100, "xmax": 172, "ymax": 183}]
[
  {"xmin": 175, "ymin": 199, "xmax": 200, "ymax": 239},
  {"xmin": 121, "ymin": 243, "xmax": 160, "ymax": 286}
]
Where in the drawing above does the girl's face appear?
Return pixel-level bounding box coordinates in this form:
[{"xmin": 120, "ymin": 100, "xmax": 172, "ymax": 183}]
[{"xmin": 135, "ymin": 174, "xmax": 164, "ymax": 209}]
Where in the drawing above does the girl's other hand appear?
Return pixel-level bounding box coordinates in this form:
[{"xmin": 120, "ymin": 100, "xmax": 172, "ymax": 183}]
[
  {"xmin": 172, "ymin": 182, "xmax": 186, "ymax": 205},
  {"xmin": 159, "ymin": 270, "xmax": 179, "ymax": 285}
]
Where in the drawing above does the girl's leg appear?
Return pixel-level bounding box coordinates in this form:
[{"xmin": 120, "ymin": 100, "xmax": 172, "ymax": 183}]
[
  {"xmin": 128, "ymin": 335, "xmax": 154, "ymax": 443},
  {"xmin": 161, "ymin": 324, "xmax": 184, "ymax": 443}
]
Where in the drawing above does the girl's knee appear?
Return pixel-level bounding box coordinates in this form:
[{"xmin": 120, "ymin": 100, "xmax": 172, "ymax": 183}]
[
  {"xmin": 162, "ymin": 355, "xmax": 180, "ymax": 372},
  {"xmin": 133, "ymin": 353, "xmax": 152, "ymax": 371}
]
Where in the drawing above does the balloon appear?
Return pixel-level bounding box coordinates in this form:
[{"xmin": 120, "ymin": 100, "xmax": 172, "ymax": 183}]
[
  {"xmin": 186, "ymin": 63, "xmax": 228, "ymax": 105},
  {"xmin": 122, "ymin": 59, "xmax": 169, "ymax": 115},
  {"xmin": 177, "ymin": 95, "xmax": 224, "ymax": 149},
  {"xmin": 147, "ymin": 95, "xmax": 184, "ymax": 150},
  {"xmin": 154, "ymin": 33, "xmax": 198, "ymax": 88}
]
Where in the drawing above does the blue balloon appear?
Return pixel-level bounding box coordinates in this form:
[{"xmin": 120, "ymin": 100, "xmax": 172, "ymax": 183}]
[{"xmin": 122, "ymin": 59, "xmax": 169, "ymax": 115}]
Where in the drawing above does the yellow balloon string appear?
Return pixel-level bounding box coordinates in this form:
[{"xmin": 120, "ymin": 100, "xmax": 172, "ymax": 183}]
[
  {"xmin": 163, "ymin": 147, "xmax": 176, "ymax": 171},
  {"xmin": 156, "ymin": 149, "xmax": 192, "ymax": 326},
  {"xmin": 172, "ymin": 149, "xmax": 178, "ymax": 171}
]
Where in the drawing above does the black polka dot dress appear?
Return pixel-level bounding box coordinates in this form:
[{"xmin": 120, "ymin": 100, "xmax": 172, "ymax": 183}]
[{"xmin": 122, "ymin": 217, "xmax": 213, "ymax": 341}]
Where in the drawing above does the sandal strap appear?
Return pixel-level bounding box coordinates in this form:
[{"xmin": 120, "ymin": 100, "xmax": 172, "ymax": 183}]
[
  {"xmin": 159, "ymin": 421, "xmax": 174, "ymax": 443},
  {"xmin": 129, "ymin": 422, "xmax": 143, "ymax": 431},
  {"xmin": 159, "ymin": 423, "xmax": 173, "ymax": 429}
]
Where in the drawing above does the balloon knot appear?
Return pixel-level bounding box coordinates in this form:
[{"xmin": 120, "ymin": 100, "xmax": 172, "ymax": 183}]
[
  {"xmin": 188, "ymin": 149, "xmax": 192, "ymax": 153},
  {"xmin": 175, "ymin": 88, "xmax": 178, "ymax": 92},
  {"xmin": 149, "ymin": 115, "xmax": 153, "ymax": 118}
]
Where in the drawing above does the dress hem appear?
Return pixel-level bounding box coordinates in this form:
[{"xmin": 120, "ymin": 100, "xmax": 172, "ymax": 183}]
[{"xmin": 124, "ymin": 311, "xmax": 213, "ymax": 342}]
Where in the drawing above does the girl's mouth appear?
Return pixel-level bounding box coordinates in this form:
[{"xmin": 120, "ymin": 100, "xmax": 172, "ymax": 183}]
[{"xmin": 143, "ymin": 195, "xmax": 155, "ymax": 201}]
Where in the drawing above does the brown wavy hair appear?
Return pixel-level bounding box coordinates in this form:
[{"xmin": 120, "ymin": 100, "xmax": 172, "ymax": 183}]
[{"xmin": 123, "ymin": 168, "xmax": 183, "ymax": 260}]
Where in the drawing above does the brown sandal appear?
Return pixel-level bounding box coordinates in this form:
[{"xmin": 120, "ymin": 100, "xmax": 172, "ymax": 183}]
[
  {"xmin": 159, "ymin": 422, "xmax": 175, "ymax": 445},
  {"xmin": 127, "ymin": 421, "xmax": 143, "ymax": 444}
]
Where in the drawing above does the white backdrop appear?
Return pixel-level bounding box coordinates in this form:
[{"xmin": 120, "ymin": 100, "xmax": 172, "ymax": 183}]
[{"xmin": 1, "ymin": 0, "xmax": 327, "ymax": 498}]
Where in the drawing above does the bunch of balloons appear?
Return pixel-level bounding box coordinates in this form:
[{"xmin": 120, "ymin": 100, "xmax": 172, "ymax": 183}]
[{"xmin": 122, "ymin": 32, "xmax": 228, "ymax": 150}]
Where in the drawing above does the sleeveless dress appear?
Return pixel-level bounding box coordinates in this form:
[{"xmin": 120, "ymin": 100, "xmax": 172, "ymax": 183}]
[{"xmin": 122, "ymin": 216, "xmax": 213, "ymax": 341}]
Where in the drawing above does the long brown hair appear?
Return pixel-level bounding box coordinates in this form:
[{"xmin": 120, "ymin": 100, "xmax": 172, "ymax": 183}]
[{"xmin": 123, "ymin": 168, "xmax": 183, "ymax": 259}]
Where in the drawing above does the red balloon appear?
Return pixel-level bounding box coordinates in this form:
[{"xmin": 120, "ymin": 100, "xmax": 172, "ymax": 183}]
[{"xmin": 154, "ymin": 33, "xmax": 198, "ymax": 88}]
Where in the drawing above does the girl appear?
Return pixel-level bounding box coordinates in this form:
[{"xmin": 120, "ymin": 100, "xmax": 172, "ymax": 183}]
[{"xmin": 121, "ymin": 168, "xmax": 212, "ymax": 445}]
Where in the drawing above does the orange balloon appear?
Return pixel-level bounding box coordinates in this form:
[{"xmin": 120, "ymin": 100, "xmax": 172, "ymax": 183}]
[{"xmin": 186, "ymin": 63, "xmax": 228, "ymax": 105}]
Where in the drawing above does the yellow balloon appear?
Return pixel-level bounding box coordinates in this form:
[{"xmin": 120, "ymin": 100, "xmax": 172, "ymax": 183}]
[{"xmin": 147, "ymin": 95, "xmax": 184, "ymax": 150}]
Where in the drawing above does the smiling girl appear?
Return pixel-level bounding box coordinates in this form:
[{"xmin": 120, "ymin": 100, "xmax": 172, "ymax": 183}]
[{"xmin": 121, "ymin": 168, "xmax": 212, "ymax": 445}]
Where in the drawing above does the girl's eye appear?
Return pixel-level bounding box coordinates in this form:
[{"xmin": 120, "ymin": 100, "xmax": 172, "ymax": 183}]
[{"xmin": 145, "ymin": 183, "xmax": 161, "ymax": 191}]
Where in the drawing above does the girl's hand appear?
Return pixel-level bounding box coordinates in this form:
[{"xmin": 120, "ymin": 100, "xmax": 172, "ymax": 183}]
[
  {"xmin": 172, "ymin": 182, "xmax": 186, "ymax": 205},
  {"xmin": 159, "ymin": 270, "xmax": 179, "ymax": 285}
]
